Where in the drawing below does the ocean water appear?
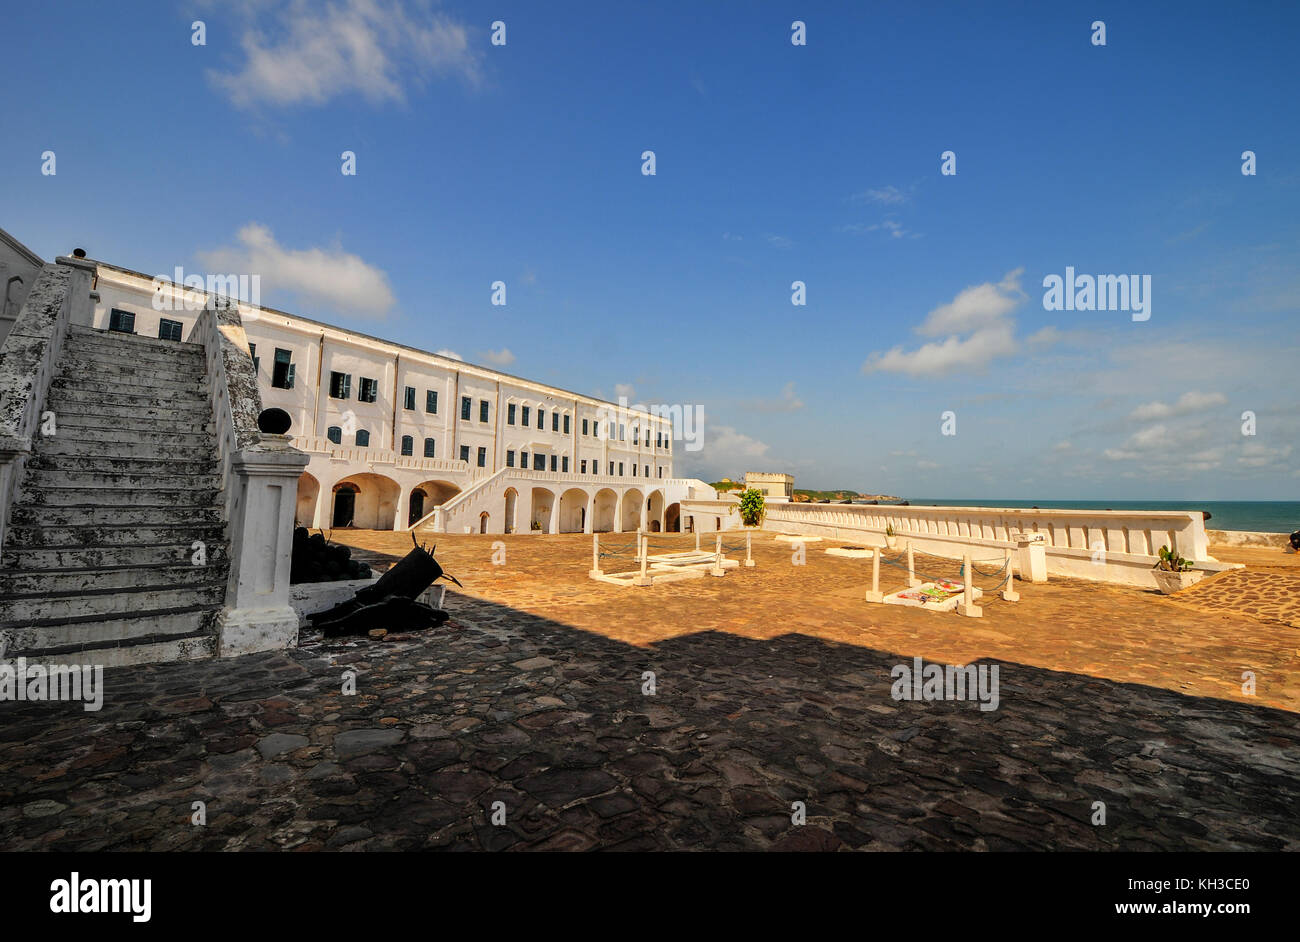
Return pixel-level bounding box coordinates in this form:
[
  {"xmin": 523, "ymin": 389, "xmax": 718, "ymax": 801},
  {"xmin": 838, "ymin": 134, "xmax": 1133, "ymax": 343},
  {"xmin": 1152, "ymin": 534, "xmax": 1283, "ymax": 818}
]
[{"xmin": 859, "ymin": 499, "xmax": 1300, "ymax": 535}]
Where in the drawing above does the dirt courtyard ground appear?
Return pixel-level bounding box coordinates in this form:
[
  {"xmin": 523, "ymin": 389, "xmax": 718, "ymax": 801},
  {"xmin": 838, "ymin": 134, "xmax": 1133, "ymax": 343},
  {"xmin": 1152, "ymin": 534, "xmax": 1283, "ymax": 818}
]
[{"xmin": 1, "ymin": 531, "xmax": 1296, "ymax": 851}]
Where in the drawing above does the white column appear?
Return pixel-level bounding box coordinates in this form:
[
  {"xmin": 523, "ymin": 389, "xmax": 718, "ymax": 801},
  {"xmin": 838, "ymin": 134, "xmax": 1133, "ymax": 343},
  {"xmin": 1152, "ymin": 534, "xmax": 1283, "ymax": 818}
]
[{"xmin": 218, "ymin": 437, "xmax": 311, "ymax": 657}]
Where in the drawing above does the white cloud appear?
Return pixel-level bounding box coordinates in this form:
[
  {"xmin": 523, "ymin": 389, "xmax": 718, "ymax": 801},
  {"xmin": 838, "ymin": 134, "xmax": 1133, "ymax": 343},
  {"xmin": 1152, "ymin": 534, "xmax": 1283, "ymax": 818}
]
[
  {"xmin": 436, "ymin": 349, "xmax": 463, "ymax": 361},
  {"xmin": 480, "ymin": 348, "xmax": 515, "ymax": 366},
  {"xmin": 853, "ymin": 185, "xmax": 909, "ymax": 205},
  {"xmin": 765, "ymin": 234, "xmax": 793, "ymax": 249},
  {"xmin": 746, "ymin": 381, "xmax": 804, "ymax": 413},
  {"xmin": 675, "ymin": 420, "xmax": 773, "ymax": 482},
  {"xmin": 614, "ymin": 383, "xmax": 635, "ymax": 400},
  {"xmin": 1129, "ymin": 391, "xmax": 1227, "ymax": 420},
  {"xmin": 198, "ymin": 223, "xmax": 395, "ymax": 316},
  {"xmin": 917, "ymin": 460, "xmax": 940, "ymax": 469},
  {"xmin": 862, "ymin": 268, "xmax": 1030, "ymax": 377},
  {"xmin": 210, "ymin": 0, "xmax": 480, "ymax": 108}
]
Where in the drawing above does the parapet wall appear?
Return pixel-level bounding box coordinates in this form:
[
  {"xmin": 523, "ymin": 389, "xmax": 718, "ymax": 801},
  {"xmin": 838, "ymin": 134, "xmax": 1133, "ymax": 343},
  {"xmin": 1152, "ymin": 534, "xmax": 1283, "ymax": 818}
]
[{"xmin": 759, "ymin": 502, "xmax": 1230, "ymax": 589}]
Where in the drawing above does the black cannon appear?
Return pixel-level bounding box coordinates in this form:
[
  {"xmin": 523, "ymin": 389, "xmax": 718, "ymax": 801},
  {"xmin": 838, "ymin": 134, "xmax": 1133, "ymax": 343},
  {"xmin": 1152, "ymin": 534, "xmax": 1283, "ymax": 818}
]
[
  {"xmin": 1290, "ymin": 530, "xmax": 1300, "ymax": 551},
  {"xmin": 309, "ymin": 536, "xmax": 462, "ymax": 637}
]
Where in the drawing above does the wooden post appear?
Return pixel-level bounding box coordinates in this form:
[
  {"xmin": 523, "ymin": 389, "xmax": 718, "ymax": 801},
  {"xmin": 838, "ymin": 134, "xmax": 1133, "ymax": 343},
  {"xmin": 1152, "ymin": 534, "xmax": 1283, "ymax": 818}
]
[
  {"xmin": 695, "ymin": 529, "xmax": 701, "ymax": 552},
  {"xmin": 960, "ymin": 552, "xmax": 983, "ymax": 617},
  {"xmin": 865, "ymin": 549, "xmax": 883, "ymax": 602},
  {"xmin": 744, "ymin": 529, "xmax": 755, "ymax": 567},
  {"xmin": 635, "ymin": 530, "xmax": 652, "ymax": 586},
  {"xmin": 589, "ymin": 532, "xmax": 602, "ymax": 577},
  {"xmin": 1001, "ymin": 547, "xmax": 1019, "ymax": 601},
  {"xmin": 710, "ymin": 532, "xmax": 725, "ymax": 576},
  {"xmin": 907, "ymin": 541, "xmax": 920, "ymax": 587}
]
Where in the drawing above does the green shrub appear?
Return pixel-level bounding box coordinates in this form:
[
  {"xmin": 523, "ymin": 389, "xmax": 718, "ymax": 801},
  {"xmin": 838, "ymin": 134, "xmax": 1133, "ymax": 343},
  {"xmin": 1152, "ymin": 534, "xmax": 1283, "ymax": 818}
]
[{"xmin": 733, "ymin": 488, "xmax": 766, "ymax": 527}]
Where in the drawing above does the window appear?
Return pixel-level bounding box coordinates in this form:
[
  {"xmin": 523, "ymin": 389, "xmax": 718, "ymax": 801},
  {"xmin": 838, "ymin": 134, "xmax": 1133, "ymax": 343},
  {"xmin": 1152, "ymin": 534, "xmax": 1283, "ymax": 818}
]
[
  {"xmin": 355, "ymin": 430, "xmax": 370, "ymax": 447},
  {"xmin": 645, "ymin": 465, "xmax": 650, "ymax": 478},
  {"xmin": 633, "ymin": 427, "xmax": 639, "ymax": 446},
  {"xmin": 520, "ymin": 451, "xmax": 528, "ymax": 469},
  {"xmin": 249, "ymin": 343, "xmax": 259, "ymax": 373},
  {"xmin": 552, "ymin": 412, "xmax": 559, "ymax": 432},
  {"xmin": 461, "ymin": 396, "xmax": 472, "ymax": 420},
  {"xmin": 537, "ymin": 409, "xmax": 545, "ymax": 430},
  {"xmin": 358, "ymin": 377, "xmax": 378, "ymax": 403},
  {"xmin": 563, "ymin": 414, "xmax": 570, "ymax": 434},
  {"xmin": 158, "ymin": 318, "xmax": 183, "ymax": 342},
  {"xmin": 400, "ymin": 435, "xmax": 413, "ymax": 456},
  {"xmin": 459, "ymin": 445, "xmax": 470, "ymax": 462},
  {"xmin": 608, "ymin": 461, "xmax": 614, "ymax": 475},
  {"xmin": 619, "ymin": 462, "xmax": 625, "ymax": 476},
  {"xmin": 632, "ymin": 464, "xmax": 637, "ymax": 477},
  {"xmin": 327, "ymin": 426, "xmax": 342, "ymax": 444},
  {"xmin": 272, "ymin": 348, "xmax": 295, "ymax": 389},
  {"xmin": 534, "ymin": 453, "xmax": 545, "ymax": 471},
  {"xmin": 549, "ymin": 454, "xmax": 557, "ymax": 472},
  {"xmin": 507, "ymin": 450, "xmax": 515, "ymax": 468},
  {"xmin": 477, "ymin": 447, "xmax": 487, "ymax": 468},
  {"xmin": 480, "ymin": 400, "xmax": 490, "ymax": 423},
  {"xmin": 424, "ymin": 438, "xmax": 436, "ymax": 458},
  {"xmin": 426, "ymin": 390, "xmax": 438, "ymax": 414},
  {"xmin": 108, "ymin": 308, "xmax": 135, "ymax": 333},
  {"xmin": 521, "ymin": 406, "xmax": 531, "ymax": 426},
  {"xmin": 508, "ymin": 403, "xmax": 516, "ymax": 425},
  {"xmin": 404, "ymin": 386, "xmax": 416, "ymax": 410},
  {"xmin": 582, "ymin": 419, "xmax": 589, "ymax": 436},
  {"xmin": 619, "ymin": 424, "xmax": 625, "ymax": 441},
  {"xmin": 562, "ymin": 456, "xmax": 569, "ymax": 473},
  {"xmin": 657, "ymin": 466, "xmax": 663, "ymax": 478},
  {"xmin": 580, "ymin": 460, "xmax": 587, "ymax": 474},
  {"xmin": 329, "ymin": 371, "xmax": 351, "ymax": 399}
]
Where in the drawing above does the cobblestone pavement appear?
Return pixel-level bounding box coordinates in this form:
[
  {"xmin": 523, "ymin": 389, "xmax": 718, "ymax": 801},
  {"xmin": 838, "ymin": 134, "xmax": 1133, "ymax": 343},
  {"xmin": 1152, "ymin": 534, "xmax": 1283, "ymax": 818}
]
[
  {"xmin": 1169, "ymin": 568, "xmax": 1300, "ymax": 629},
  {"xmin": 1, "ymin": 533, "xmax": 1297, "ymax": 851}
]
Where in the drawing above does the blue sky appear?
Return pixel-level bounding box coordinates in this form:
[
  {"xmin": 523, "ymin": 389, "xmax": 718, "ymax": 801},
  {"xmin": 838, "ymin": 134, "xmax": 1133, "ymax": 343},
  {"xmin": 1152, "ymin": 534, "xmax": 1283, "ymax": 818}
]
[{"xmin": 3, "ymin": 0, "xmax": 1297, "ymax": 498}]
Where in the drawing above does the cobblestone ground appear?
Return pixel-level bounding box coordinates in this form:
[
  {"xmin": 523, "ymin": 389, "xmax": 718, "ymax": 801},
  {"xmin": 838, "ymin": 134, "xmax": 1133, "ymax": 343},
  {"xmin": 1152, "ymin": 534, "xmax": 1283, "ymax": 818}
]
[{"xmin": 1, "ymin": 533, "xmax": 1297, "ymax": 851}]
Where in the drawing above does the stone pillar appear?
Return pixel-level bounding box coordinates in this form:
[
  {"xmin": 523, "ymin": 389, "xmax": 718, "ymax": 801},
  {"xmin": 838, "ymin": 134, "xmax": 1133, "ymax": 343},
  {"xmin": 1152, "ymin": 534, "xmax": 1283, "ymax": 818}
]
[
  {"xmin": 218, "ymin": 437, "xmax": 311, "ymax": 657},
  {"xmin": 584, "ymin": 495, "xmax": 594, "ymax": 534},
  {"xmin": 1011, "ymin": 531, "xmax": 1048, "ymax": 584}
]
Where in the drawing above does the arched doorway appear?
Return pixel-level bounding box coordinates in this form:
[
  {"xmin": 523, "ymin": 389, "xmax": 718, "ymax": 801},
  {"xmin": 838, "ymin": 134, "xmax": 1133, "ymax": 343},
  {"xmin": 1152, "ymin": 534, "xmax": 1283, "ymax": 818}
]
[
  {"xmin": 296, "ymin": 471, "xmax": 321, "ymax": 527},
  {"xmin": 331, "ymin": 473, "xmax": 401, "ymax": 529},
  {"xmin": 479, "ymin": 512, "xmax": 490, "ymax": 534},
  {"xmin": 331, "ymin": 483, "xmax": 358, "ymax": 527},
  {"xmin": 408, "ymin": 488, "xmax": 426, "ymax": 526},
  {"xmin": 558, "ymin": 488, "xmax": 588, "ymax": 533},
  {"xmin": 647, "ymin": 490, "xmax": 665, "ymax": 533},
  {"xmin": 530, "ymin": 487, "xmax": 555, "ymax": 533},
  {"xmin": 620, "ymin": 488, "xmax": 644, "ymax": 532},
  {"xmin": 504, "ymin": 488, "xmax": 518, "ymax": 533},
  {"xmin": 665, "ymin": 502, "xmax": 681, "ymax": 532},
  {"xmin": 593, "ymin": 488, "xmax": 617, "ymax": 532}
]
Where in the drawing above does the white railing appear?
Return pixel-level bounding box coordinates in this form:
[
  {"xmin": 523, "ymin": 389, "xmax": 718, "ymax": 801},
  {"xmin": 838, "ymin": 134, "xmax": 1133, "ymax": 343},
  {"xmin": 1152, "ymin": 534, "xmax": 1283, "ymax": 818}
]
[
  {"xmin": 292, "ymin": 436, "xmax": 470, "ymax": 475},
  {"xmin": 0, "ymin": 259, "xmax": 94, "ymax": 555}
]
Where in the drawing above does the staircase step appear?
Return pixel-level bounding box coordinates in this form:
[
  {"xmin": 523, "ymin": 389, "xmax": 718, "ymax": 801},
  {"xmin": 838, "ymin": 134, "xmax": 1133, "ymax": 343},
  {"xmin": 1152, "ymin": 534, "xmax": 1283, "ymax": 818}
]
[
  {"xmin": 60, "ymin": 343, "xmax": 202, "ymax": 363},
  {"xmin": 3, "ymin": 542, "xmax": 229, "ymax": 570},
  {"xmin": 0, "ymin": 583, "xmax": 225, "ymax": 625},
  {"xmin": 50, "ymin": 376, "xmax": 207, "ymax": 397},
  {"xmin": 9, "ymin": 503, "xmax": 223, "ymax": 527},
  {"xmin": 26, "ymin": 454, "xmax": 219, "ymax": 476},
  {"xmin": 5, "ymin": 522, "xmax": 226, "ymax": 548},
  {"xmin": 48, "ymin": 390, "xmax": 211, "ymax": 414},
  {"xmin": 16, "ymin": 485, "xmax": 221, "ymax": 508},
  {"xmin": 35, "ymin": 437, "xmax": 213, "ymax": 460},
  {"xmin": 50, "ymin": 412, "xmax": 215, "ymax": 435},
  {"xmin": 1, "ymin": 626, "xmax": 219, "ymax": 669},
  {"xmin": 19, "ymin": 468, "xmax": 222, "ymax": 490},
  {"xmin": 66, "ymin": 326, "xmax": 205, "ymax": 355},
  {"xmin": 0, "ymin": 563, "xmax": 229, "ymax": 596}
]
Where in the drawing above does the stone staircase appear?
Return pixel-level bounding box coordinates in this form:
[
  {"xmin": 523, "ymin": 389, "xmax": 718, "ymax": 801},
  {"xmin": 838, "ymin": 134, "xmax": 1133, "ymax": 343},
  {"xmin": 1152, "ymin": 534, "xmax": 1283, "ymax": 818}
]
[{"xmin": 0, "ymin": 325, "xmax": 227, "ymax": 666}]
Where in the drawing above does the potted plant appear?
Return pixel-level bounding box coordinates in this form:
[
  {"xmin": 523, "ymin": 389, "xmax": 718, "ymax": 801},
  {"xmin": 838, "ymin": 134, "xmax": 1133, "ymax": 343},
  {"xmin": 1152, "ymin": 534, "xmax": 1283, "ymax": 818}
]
[
  {"xmin": 884, "ymin": 524, "xmax": 898, "ymax": 550},
  {"xmin": 1152, "ymin": 545, "xmax": 1203, "ymax": 594},
  {"xmin": 733, "ymin": 488, "xmax": 766, "ymax": 528}
]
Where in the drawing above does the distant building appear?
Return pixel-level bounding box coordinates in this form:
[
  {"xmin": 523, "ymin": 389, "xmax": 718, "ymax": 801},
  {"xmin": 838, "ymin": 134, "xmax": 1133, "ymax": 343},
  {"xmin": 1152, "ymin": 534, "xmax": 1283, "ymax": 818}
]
[{"xmin": 744, "ymin": 471, "xmax": 794, "ymax": 501}]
